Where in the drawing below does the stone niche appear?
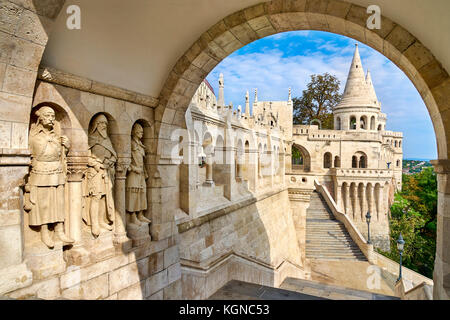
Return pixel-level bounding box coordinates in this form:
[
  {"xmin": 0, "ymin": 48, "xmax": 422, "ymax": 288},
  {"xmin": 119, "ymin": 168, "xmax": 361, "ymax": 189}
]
[{"xmin": 4, "ymin": 81, "xmax": 181, "ymax": 300}]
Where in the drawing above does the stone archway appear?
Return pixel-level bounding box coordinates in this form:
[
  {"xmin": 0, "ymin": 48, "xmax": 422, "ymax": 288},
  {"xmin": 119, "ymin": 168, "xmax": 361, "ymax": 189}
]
[
  {"xmin": 154, "ymin": 0, "xmax": 450, "ymax": 299},
  {"xmin": 1, "ymin": 0, "xmax": 449, "ymax": 300}
]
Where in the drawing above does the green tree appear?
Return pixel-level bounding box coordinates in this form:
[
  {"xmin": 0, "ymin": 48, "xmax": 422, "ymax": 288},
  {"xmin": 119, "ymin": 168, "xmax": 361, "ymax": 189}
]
[
  {"xmin": 377, "ymin": 167, "xmax": 437, "ymax": 278},
  {"xmin": 293, "ymin": 73, "xmax": 341, "ymax": 129}
]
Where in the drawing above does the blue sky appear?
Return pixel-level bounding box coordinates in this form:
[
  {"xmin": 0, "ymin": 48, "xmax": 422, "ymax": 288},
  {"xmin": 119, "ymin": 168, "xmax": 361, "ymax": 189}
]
[{"xmin": 205, "ymin": 31, "xmax": 437, "ymax": 160}]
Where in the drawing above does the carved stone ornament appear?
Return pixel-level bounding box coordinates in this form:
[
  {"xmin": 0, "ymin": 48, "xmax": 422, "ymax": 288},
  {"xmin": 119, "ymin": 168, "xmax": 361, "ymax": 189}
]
[
  {"xmin": 82, "ymin": 114, "xmax": 117, "ymax": 237},
  {"xmin": 24, "ymin": 106, "xmax": 74, "ymax": 248},
  {"xmin": 126, "ymin": 123, "xmax": 151, "ymax": 227}
]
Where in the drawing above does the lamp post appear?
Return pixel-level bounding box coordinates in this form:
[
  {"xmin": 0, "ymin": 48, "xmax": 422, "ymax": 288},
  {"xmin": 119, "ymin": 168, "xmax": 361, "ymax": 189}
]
[
  {"xmin": 396, "ymin": 233, "xmax": 405, "ymax": 282},
  {"xmin": 365, "ymin": 211, "xmax": 371, "ymax": 244}
]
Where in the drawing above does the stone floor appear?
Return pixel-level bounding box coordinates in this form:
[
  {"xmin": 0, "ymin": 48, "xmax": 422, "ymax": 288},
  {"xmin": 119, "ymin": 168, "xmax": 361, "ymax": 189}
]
[
  {"xmin": 208, "ymin": 280, "xmax": 327, "ymax": 300},
  {"xmin": 208, "ymin": 279, "xmax": 399, "ymax": 300}
]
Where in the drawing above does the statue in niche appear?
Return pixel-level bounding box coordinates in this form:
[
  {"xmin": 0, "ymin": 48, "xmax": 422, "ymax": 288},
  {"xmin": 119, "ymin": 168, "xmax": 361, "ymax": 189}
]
[
  {"xmin": 82, "ymin": 114, "xmax": 117, "ymax": 237},
  {"xmin": 24, "ymin": 106, "xmax": 74, "ymax": 248},
  {"xmin": 126, "ymin": 123, "xmax": 151, "ymax": 227}
]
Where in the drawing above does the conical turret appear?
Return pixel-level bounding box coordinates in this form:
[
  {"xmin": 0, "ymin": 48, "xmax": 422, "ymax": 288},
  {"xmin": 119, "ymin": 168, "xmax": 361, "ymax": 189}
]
[
  {"xmin": 335, "ymin": 44, "xmax": 379, "ymax": 109},
  {"xmin": 365, "ymin": 69, "xmax": 379, "ymax": 105}
]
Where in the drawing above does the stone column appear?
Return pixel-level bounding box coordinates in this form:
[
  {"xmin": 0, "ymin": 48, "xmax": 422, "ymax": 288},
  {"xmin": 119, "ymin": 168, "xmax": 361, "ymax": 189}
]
[
  {"xmin": 222, "ymin": 146, "xmax": 235, "ymax": 200},
  {"xmin": 114, "ymin": 157, "xmax": 132, "ymax": 249},
  {"xmin": 430, "ymin": 160, "xmax": 450, "ymax": 300},
  {"xmin": 247, "ymin": 149, "xmax": 258, "ymax": 192},
  {"xmin": 359, "ymin": 184, "xmax": 366, "ymax": 221},
  {"xmin": 62, "ymin": 153, "xmax": 93, "ymax": 266},
  {"xmin": 66, "ymin": 154, "xmax": 88, "ymax": 243},
  {"xmin": 268, "ymin": 150, "xmax": 274, "ymax": 188},
  {"xmin": 179, "ymin": 141, "xmax": 198, "ymax": 214},
  {"xmin": 279, "ymin": 150, "xmax": 286, "ymax": 186},
  {"xmin": 350, "ymin": 184, "xmax": 357, "ymax": 220},
  {"xmin": 236, "ymin": 153, "xmax": 243, "ymax": 182},
  {"xmin": 0, "ymin": 150, "xmax": 33, "ymax": 295},
  {"xmin": 336, "ymin": 183, "xmax": 343, "ymax": 211},
  {"xmin": 367, "ymin": 184, "xmax": 374, "ymax": 217},
  {"xmin": 344, "ymin": 183, "xmax": 350, "ymax": 215},
  {"xmin": 203, "ymin": 154, "xmax": 214, "ymax": 187},
  {"xmin": 377, "ymin": 185, "xmax": 384, "ymax": 222}
]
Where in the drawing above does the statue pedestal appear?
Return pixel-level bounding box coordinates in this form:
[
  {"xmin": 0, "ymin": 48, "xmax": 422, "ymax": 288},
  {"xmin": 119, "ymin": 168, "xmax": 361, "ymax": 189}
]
[
  {"xmin": 23, "ymin": 223, "xmax": 67, "ymax": 281},
  {"xmin": 127, "ymin": 223, "xmax": 151, "ymax": 247},
  {"xmin": 24, "ymin": 241, "xmax": 66, "ymax": 281},
  {"xmin": 83, "ymin": 229, "xmax": 116, "ymax": 262},
  {"xmin": 113, "ymin": 233, "xmax": 133, "ymax": 253},
  {"xmin": 64, "ymin": 245, "xmax": 91, "ymax": 267}
]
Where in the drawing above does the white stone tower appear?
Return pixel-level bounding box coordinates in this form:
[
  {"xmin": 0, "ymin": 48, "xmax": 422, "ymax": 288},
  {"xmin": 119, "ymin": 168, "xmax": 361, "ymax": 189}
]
[{"xmin": 333, "ymin": 44, "xmax": 383, "ymax": 132}]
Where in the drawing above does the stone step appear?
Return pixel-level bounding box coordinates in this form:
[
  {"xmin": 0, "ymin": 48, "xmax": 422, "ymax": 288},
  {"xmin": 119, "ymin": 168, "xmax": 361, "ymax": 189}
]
[
  {"xmin": 306, "ymin": 253, "xmax": 365, "ymax": 259},
  {"xmin": 306, "ymin": 191, "xmax": 365, "ymax": 261},
  {"xmin": 306, "ymin": 231, "xmax": 352, "ymax": 235},
  {"xmin": 307, "ymin": 235, "xmax": 356, "ymax": 239},
  {"xmin": 305, "ymin": 256, "xmax": 366, "ymax": 261},
  {"xmin": 306, "ymin": 248, "xmax": 363, "ymax": 253},
  {"xmin": 280, "ymin": 277, "xmax": 400, "ymax": 300},
  {"xmin": 307, "ymin": 253, "xmax": 364, "ymax": 258},
  {"xmin": 306, "ymin": 251, "xmax": 365, "ymax": 257},
  {"xmin": 306, "ymin": 225, "xmax": 345, "ymax": 228},
  {"xmin": 306, "ymin": 240, "xmax": 356, "ymax": 245}
]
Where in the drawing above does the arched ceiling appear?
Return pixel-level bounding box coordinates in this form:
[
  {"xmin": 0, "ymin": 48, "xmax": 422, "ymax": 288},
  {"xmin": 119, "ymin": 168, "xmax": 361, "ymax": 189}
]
[{"xmin": 42, "ymin": 0, "xmax": 450, "ymax": 98}]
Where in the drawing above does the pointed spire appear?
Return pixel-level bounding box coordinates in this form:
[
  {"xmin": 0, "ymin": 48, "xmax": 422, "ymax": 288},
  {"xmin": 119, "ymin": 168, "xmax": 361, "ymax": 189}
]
[
  {"xmin": 336, "ymin": 44, "xmax": 379, "ymax": 109},
  {"xmin": 218, "ymin": 73, "xmax": 225, "ymax": 107},
  {"xmin": 365, "ymin": 69, "xmax": 378, "ymax": 103},
  {"xmin": 254, "ymin": 88, "xmax": 258, "ymax": 103},
  {"xmin": 245, "ymin": 90, "xmax": 250, "ymax": 116}
]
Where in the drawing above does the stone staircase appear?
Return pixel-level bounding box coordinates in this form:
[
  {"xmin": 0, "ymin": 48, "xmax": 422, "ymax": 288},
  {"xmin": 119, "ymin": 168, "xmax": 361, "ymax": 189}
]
[{"xmin": 306, "ymin": 191, "xmax": 366, "ymax": 261}]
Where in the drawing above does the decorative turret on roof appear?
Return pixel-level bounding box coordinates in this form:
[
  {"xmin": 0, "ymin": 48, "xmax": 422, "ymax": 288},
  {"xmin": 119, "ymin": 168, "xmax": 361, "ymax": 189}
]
[
  {"xmin": 365, "ymin": 69, "xmax": 379, "ymax": 105},
  {"xmin": 335, "ymin": 44, "xmax": 380, "ymax": 110},
  {"xmin": 218, "ymin": 73, "xmax": 225, "ymax": 107},
  {"xmin": 245, "ymin": 90, "xmax": 250, "ymax": 116}
]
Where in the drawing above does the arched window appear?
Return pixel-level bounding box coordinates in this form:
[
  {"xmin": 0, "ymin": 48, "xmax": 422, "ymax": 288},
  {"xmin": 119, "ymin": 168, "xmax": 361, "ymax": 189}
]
[
  {"xmin": 399, "ymin": 141, "xmax": 402, "ymax": 148},
  {"xmin": 352, "ymin": 156, "xmax": 358, "ymax": 168},
  {"xmin": 360, "ymin": 116, "xmax": 367, "ymax": 130},
  {"xmin": 336, "ymin": 117, "xmax": 341, "ymax": 130},
  {"xmin": 359, "ymin": 155, "xmax": 367, "ymax": 168},
  {"xmin": 334, "ymin": 156, "xmax": 341, "ymax": 168},
  {"xmin": 397, "ymin": 159, "xmax": 400, "ymax": 167},
  {"xmin": 377, "ymin": 124, "xmax": 382, "ymax": 131},
  {"xmin": 323, "ymin": 152, "xmax": 332, "ymax": 168},
  {"xmin": 291, "ymin": 144, "xmax": 311, "ymax": 172},
  {"xmin": 350, "ymin": 116, "xmax": 357, "ymax": 130},
  {"xmin": 292, "ymin": 147, "xmax": 304, "ymax": 165},
  {"xmin": 370, "ymin": 116, "xmax": 375, "ymax": 130},
  {"xmin": 395, "ymin": 140, "xmax": 398, "ymax": 147}
]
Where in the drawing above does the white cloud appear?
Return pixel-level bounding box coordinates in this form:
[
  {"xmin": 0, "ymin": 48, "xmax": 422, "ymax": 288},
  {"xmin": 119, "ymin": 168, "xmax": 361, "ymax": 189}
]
[{"xmin": 205, "ymin": 37, "xmax": 437, "ymax": 159}]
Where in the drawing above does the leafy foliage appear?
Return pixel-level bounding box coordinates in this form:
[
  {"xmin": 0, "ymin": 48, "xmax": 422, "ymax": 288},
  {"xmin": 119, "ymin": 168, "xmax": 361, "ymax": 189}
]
[
  {"xmin": 293, "ymin": 73, "xmax": 341, "ymax": 129},
  {"xmin": 292, "ymin": 146, "xmax": 303, "ymax": 165},
  {"xmin": 377, "ymin": 167, "xmax": 437, "ymax": 278}
]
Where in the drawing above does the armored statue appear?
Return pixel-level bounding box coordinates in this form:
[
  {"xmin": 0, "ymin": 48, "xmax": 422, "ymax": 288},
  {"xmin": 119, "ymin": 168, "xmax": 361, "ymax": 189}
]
[
  {"xmin": 83, "ymin": 114, "xmax": 117, "ymax": 237},
  {"xmin": 24, "ymin": 106, "xmax": 74, "ymax": 248},
  {"xmin": 126, "ymin": 123, "xmax": 151, "ymax": 226}
]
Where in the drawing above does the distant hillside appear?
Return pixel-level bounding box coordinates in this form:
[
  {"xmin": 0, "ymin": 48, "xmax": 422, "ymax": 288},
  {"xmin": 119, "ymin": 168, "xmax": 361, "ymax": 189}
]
[{"xmin": 403, "ymin": 159, "xmax": 433, "ymax": 175}]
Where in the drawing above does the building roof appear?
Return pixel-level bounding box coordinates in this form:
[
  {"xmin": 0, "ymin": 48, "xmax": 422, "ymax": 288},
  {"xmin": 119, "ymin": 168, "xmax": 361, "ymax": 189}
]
[{"xmin": 335, "ymin": 44, "xmax": 380, "ymax": 110}]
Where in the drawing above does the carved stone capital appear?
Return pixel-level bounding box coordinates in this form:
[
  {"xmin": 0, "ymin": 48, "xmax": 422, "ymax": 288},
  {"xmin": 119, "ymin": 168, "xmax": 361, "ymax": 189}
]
[
  {"xmin": 431, "ymin": 159, "xmax": 450, "ymax": 174},
  {"xmin": 431, "ymin": 160, "xmax": 450, "ymax": 194},
  {"xmin": 115, "ymin": 158, "xmax": 131, "ymax": 179},
  {"xmin": 66, "ymin": 155, "xmax": 89, "ymax": 182}
]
